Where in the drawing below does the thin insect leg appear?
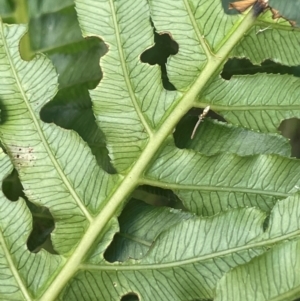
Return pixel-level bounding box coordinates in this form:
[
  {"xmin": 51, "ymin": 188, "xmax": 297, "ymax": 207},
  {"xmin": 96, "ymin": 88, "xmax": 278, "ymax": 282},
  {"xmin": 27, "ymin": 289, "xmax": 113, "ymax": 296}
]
[
  {"xmin": 191, "ymin": 106, "xmax": 210, "ymax": 139},
  {"xmin": 191, "ymin": 118, "xmax": 202, "ymax": 139},
  {"xmin": 256, "ymin": 26, "xmax": 271, "ymax": 34}
]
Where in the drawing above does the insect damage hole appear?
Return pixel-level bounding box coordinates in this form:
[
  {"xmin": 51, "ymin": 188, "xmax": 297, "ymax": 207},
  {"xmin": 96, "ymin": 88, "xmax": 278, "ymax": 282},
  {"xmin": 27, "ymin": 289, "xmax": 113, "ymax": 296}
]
[
  {"xmin": 279, "ymin": 118, "xmax": 300, "ymax": 158},
  {"xmin": 2, "ymin": 167, "xmax": 56, "ymax": 253},
  {"xmin": 104, "ymin": 192, "xmax": 184, "ymax": 263},
  {"xmin": 27, "ymin": 205, "xmax": 55, "ymax": 254},
  {"xmin": 174, "ymin": 107, "xmax": 226, "ymax": 148},
  {"xmin": 140, "ymin": 19, "xmax": 179, "ymax": 91},
  {"xmin": 121, "ymin": 293, "xmax": 139, "ymax": 301},
  {"xmin": 221, "ymin": 58, "xmax": 299, "ymax": 80}
]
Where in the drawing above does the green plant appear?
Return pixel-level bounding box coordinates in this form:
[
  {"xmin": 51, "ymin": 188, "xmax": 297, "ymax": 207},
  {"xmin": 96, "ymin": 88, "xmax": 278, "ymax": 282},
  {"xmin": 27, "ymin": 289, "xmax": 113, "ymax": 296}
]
[{"xmin": 1, "ymin": 0, "xmax": 300, "ymax": 300}]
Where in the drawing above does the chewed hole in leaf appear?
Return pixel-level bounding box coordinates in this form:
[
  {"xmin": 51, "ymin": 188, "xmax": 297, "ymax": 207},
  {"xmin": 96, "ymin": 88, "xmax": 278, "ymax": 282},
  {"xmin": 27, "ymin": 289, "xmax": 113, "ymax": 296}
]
[
  {"xmin": 0, "ymin": 99, "xmax": 9, "ymax": 124},
  {"xmin": 121, "ymin": 293, "xmax": 139, "ymax": 301},
  {"xmin": 40, "ymin": 86, "xmax": 115, "ymax": 173},
  {"xmin": 174, "ymin": 108, "xmax": 225, "ymax": 149},
  {"xmin": 132, "ymin": 185, "xmax": 181, "ymax": 208},
  {"xmin": 27, "ymin": 205, "xmax": 55, "ymax": 253},
  {"xmin": 140, "ymin": 19, "xmax": 179, "ymax": 91},
  {"xmin": 263, "ymin": 214, "xmax": 270, "ymax": 231},
  {"xmin": 221, "ymin": 58, "xmax": 300, "ymax": 80},
  {"xmin": 2, "ymin": 168, "xmax": 55, "ymax": 253},
  {"xmin": 104, "ymin": 196, "xmax": 184, "ymax": 263},
  {"xmin": 2, "ymin": 168, "xmax": 24, "ymax": 202},
  {"xmin": 279, "ymin": 118, "xmax": 300, "ymax": 158},
  {"xmin": 104, "ymin": 199, "xmax": 153, "ymax": 263},
  {"xmin": 39, "ymin": 33, "xmax": 113, "ymax": 172},
  {"xmin": 46, "ymin": 36, "xmax": 107, "ymax": 90},
  {"xmin": 221, "ymin": 0, "xmax": 240, "ymax": 15}
]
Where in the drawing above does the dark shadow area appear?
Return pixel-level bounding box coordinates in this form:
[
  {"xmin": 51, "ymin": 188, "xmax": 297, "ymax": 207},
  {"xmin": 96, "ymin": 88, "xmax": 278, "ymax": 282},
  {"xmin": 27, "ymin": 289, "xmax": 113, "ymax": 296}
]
[
  {"xmin": 47, "ymin": 36, "xmax": 107, "ymax": 90},
  {"xmin": 0, "ymin": 100, "xmax": 8, "ymax": 124},
  {"xmin": 279, "ymin": 118, "xmax": 300, "ymax": 158},
  {"xmin": 104, "ymin": 198, "xmax": 149, "ymax": 263},
  {"xmin": 222, "ymin": 0, "xmax": 267, "ymax": 17},
  {"xmin": 174, "ymin": 107, "xmax": 225, "ymax": 149},
  {"xmin": 222, "ymin": 58, "xmax": 300, "ymax": 80},
  {"xmin": 132, "ymin": 185, "xmax": 181, "ymax": 208},
  {"xmin": 26, "ymin": 3, "xmax": 114, "ymax": 172},
  {"xmin": 263, "ymin": 214, "xmax": 270, "ymax": 231},
  {"xmin": 38, "ymin": 34, "xmax": 115, "ymax": 172},
  {"xmin": 2, "ymin": 167, "xmax": 56, "ymax": 253},
  {"xmin": 104, "ymin": 192, "xmax": 185, "ymax": 262},
  {"xmin": 0, "ymin": 0, "xmax": 16, "ymax": 24},
  {"xmin": 2, "ymin": 168, "xmax": 24, "ymax": 202},
  {"xmin": 221, "ymin": 0, "xmax": 240, "ymax": 15},
  {"xmin": 28, "ymin": 6, "xmax": 86, "ymax": 53},
  {"xmin": 140, "ymin": 19, "xmax": 179, "ymax": 91},
  {"xmin": 267, "ymin": 1, "xmax": 300, "ymax": 27},
  {"xmin": 175, "ymin": 107, "xmax": 300, "ymax": 160},
  {"xmin": 27, "ymin": 204, "xmax": 55, "ymax": 253},
  {"xmin": 121, "ymin": 293, "xmax": 139, "ymax": 301},
  {"xmin": 253, "ymin": 1, "xmax": 268, "ymax": 16},
  {"xmin": 40, "ymin": 85, "xmax": 115, "ymax": 173}
]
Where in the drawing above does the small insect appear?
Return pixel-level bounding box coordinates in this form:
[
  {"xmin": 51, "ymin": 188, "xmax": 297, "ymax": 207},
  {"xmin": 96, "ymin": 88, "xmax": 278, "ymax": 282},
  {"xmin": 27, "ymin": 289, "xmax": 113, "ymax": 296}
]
[
  {"xmin": 191, "ymin": 106, "xmax": 210, "ymax": 139},
  {"xmin": 256, "ymin": 26, "xmax": 271, "ymax": 34}
]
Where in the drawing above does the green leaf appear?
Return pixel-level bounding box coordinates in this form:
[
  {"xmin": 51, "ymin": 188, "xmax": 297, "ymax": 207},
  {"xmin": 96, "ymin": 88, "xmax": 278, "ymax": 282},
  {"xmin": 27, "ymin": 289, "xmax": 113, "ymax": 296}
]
[
  {"xmin": 28, "ymin": 6, "xmax": 83, "ymax": 52},
  {"xmin": 201, "ymin": 73, "xmax": 300, "ymax": 132},
  {"xmin": 175, "ymin": 118, "xmax": 291, "ymax": 156},
  {"xmin": 0, "ymin": 23, "xmax": 119, "ymax": 255},
  {"xmin": 76, "ymin": 0, "xmax": 181, "ymax": 172},
  {"xmin": 233, "ymin": 10, "xmax": 300, "ymax": 65},
  {"xmin": 144, "ymin": 140, "xmax": 300, "ymax": 215},
  {"xmin": 216, "ymin": 240, "xmax": 300, "ymax": 301},
  {"xmin": 269, "ymin": 0, "xmax": 300, "ymax": 27},
  {"xmin": 28, "ymin": 0, "xmax": 75, "ymax": 16},
  {"xmin": 25, "ymin": 1, "xmax": 110, "ymax": 169},
  {"xmin": 64, "ymin": 194, "xmax": 300, "ymax": 301},
  {"xmin": 105, "ymin": 199, "xmax": 193, "ymax": 261},
  {"xmin": 1, "ymin": 0, "xmax": 300, "ymax": 300},
  {"xmin": 0, "ymin": 148, "xmax": 63, "ymax": 300},
  {"xmin": 0, "ymin": 0, "xmax": 14, "ymax": 22},
  {"xmin": 215, "ymin": 192, "xmax": 300, "ymax": 301},
  {"xmin": 75, "ymin": 207, "xmax": 266, "ymax": 301}
]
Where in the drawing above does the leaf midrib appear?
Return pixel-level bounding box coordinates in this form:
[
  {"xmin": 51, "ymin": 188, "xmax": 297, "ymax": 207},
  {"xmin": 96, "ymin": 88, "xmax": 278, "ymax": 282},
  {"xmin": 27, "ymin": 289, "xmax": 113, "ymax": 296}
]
[{"xmin": 40, "ymin": 8, "xmax": 257, "ymax": 301}]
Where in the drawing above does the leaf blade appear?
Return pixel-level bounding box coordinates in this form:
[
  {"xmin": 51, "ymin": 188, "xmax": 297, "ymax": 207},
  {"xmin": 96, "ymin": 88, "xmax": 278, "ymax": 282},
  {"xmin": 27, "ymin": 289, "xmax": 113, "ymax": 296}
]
[
  {"xmin": 0, "ymin": 21, "xmax": 119, "ymax": 255},
  {"xmin": 215, "ymin": 240, "xmax": 300, "ymax": 301},
  {"xmin": 0, "ymin": 149, "xmax": 64, "ymax": 300},
  {"xmin": 201, "ymin": 74, "xmax": 300, "ymax": 132}
]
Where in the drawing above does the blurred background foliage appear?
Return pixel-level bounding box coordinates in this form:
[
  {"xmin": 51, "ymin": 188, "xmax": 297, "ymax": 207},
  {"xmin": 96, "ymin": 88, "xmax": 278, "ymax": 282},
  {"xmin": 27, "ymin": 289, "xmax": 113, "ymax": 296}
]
[{"xmin": 1, "ymin": 0, "xmax": 300, "ymax": 266}]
